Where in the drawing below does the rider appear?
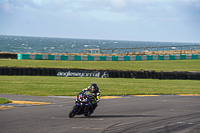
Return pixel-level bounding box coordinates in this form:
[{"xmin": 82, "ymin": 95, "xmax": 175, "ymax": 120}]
[{"xmin": 81, "ymin": 83, "xmax": 100, "ymax": 113}]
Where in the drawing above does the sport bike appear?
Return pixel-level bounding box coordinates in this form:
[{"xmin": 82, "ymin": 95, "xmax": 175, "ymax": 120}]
[{"xmin": 69, "ymin": 91, "xmax": 94, "ymax": 118}]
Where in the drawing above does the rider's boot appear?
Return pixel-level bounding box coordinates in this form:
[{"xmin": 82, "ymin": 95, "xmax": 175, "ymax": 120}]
[{"xmin": 91, "ymin": 103, "xmax": 98, "ymax": 113}]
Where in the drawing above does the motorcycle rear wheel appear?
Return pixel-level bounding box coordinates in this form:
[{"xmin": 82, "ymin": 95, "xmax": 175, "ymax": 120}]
[
  {"xmin": 69, "ymin": 105, "xmax": 78, "ymax": 118},
  {"xmin": 84, "ymin": 110, "xmax": 93, "ymax": 117}
]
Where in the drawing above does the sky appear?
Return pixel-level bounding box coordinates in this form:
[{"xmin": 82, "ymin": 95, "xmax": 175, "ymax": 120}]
[{"xmin": 0, "ymin": 0, "xmax": 200, "ymax": 43}]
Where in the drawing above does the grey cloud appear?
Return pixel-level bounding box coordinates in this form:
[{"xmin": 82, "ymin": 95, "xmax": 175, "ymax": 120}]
[{"xmin": 1, "ymin": 0, "xmax": 199, "ymax": 42}]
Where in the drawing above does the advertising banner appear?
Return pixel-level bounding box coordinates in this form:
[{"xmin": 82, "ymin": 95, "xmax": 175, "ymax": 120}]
[{"xmin": 56, "ymin": 69, "xmax": 109, "ymax": 78}]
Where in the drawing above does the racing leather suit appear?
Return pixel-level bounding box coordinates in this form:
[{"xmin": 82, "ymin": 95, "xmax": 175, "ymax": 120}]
[{"xmin": 81, "ymin": 86, "xmax": 100, "ymax": 111}]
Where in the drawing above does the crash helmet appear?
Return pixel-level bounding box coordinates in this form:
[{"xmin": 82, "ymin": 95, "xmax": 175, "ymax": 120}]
[{"xmin": 90, "ymin": 83, "xmax": 98, "ymax": 93}]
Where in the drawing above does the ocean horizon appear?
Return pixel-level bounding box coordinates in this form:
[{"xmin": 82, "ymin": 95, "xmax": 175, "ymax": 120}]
[{"xmin": 0, "ymin": 35, "xmax": 199, "ymax": 54}]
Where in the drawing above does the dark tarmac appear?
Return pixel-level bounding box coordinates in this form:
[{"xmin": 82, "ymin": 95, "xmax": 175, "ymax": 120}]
[{"xmin": 0, "ymin": 94, "xmax": 200, "ymax": 133}]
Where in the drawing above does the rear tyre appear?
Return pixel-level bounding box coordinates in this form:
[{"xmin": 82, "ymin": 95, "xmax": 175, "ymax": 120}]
[
  {"xmin": 84, "ymin": 110, "xmax": 93, "ymax": 117},
  {"xmin": 69, "ymin": 105, "xmax": 78, "ymax": 118},
  {"xmin": 84, "ymin": 111, "xmax": 91, "ymax": 117}
]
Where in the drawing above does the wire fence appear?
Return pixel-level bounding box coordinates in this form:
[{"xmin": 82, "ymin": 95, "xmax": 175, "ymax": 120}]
[{"xmin": 84, "ymin": 45, "xmax": 200, "ymax": 55}]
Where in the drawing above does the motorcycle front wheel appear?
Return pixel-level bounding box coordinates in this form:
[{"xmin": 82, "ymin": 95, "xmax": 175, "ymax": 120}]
[{"xmin": 69, "ymin": 105, "xmax": 78, "ymax": 118}]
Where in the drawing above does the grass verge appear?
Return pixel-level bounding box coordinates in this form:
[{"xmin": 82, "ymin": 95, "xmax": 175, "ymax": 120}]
[
  {"xmin": 0, "ymin": 98, "xmax": 11, "ymax": 104},
  {"xmin": 0, "ymin": 76, "xmax": 199, "ymax": 96},
  {"xmin": 0, "ymin": 59, "xmax": 200, "ymax": 71}
]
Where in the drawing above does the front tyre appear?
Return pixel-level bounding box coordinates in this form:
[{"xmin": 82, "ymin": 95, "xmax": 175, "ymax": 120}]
[{"xmin": 69, "ymin": 105, "xmax": 78, "ymax": 118}]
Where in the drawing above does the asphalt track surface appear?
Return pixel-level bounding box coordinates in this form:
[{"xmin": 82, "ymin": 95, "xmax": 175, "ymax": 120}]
[{"xmin": 0, "ymin": 94, "xmax": 200, "ymax": 133}]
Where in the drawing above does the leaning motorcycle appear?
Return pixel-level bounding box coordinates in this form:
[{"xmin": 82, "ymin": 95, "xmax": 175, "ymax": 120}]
[{"xmin": 69, "ymin": 91, "xmax": 95, "ymax": 118}]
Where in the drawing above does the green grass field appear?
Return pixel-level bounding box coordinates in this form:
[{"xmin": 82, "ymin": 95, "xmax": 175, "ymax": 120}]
[
  {"xmin": 1, "ymin": 59, "xmax": 200, "ymax": 71},
  {"xmin": 0, "ymin": 76, "xmax": 199, "ymax": 96},
  {"xmin": 0, "ymin": 59, "xmax": 200, "ymax": 96},
  {"xmin": 0, "ymin": 98, "xmax": 11, "ymax": 104}
]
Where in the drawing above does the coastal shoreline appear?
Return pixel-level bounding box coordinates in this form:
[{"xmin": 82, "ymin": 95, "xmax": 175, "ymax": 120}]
[{"xmin": 1, "ymin": 49, "xmax": 200, "ymax": 56}]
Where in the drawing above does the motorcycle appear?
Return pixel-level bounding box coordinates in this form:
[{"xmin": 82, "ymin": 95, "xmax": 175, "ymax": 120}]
[{"xmin": 69, "ymin": 91, "xmax": 95, "ymax": 118}]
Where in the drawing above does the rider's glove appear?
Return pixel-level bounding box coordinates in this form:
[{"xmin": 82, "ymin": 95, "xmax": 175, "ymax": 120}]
[{"xmin": 81, "ymin": 89, "xmax": 86, "ymax": 93}]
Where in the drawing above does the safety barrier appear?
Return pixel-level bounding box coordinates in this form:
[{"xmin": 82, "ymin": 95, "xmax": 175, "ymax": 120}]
[
  {"xmin": 0, "ymin": 67, "xmax": 199, "ymax": 80},
  {"xmin": 17, "ymin": 54, "xmax": 200, "ymax": 61},
  {"xmin": 0, "ymin": 67, "xmax": 56, "ymax": 76},
  {"xmin": 0, "ymin": 53, "xmax": 199, "ymax": 61},
  {"xmin": 0, "ymin": 53, "xmax": 17, "ymax": 59}
]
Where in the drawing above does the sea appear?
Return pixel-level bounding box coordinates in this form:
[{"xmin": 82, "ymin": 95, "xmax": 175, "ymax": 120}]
[{"xmin": 0, "ymin": 35, "xmax": 199, "ymax": 54}]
